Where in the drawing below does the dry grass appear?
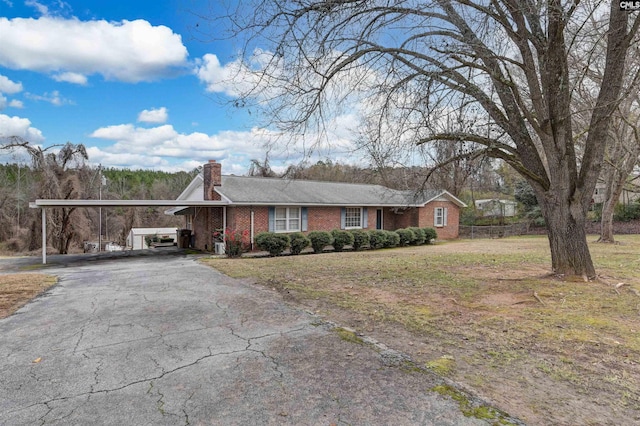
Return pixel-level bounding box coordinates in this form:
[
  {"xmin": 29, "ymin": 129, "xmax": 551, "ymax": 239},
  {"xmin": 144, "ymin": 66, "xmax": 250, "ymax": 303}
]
[
  {"xmin": 0, "ymin": 273, "xmax": 57, "ymax": 319},
  {"xmin": 203, "ymin": 235, "xmax": 640, "ymax": 426}
]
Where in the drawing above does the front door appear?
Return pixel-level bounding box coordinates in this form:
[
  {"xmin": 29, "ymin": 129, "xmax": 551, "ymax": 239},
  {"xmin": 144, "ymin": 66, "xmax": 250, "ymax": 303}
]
[{"xmin": 376, "ymin": 209, "xmax": 383, "ymax": 230}]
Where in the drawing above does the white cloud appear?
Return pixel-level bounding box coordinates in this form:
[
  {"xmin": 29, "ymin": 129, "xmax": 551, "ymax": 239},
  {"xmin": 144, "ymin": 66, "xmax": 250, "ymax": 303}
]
[
  {"xmin": 195, "ymin": 50, "xmax": 277, "ymax": 97},
  {"xmin": 138, "ymin": 107, "xmax": 168, "ymax": 124},
  {"xmin": 52, "ymin": 72, "xmax": 88, "ymax": 85},
  {"xmin": 0, "ymin": 17, "xmax": 188, "ymax": 83},
  {"xmin": 0, "ymin": 74, "xmax": 23, "ymax": 94},
  {"xmin": 88, "ymin": 122, "xmax": 281, "ymax": 171},
  {"xmin": 84, "ymin": 117, "xmax": 365, "ymax": 173},
  {"xmin": 25, "ymin": 90, "xmax": 70, "ymax": 106},
  {"xmin": 8, "ymin": 99, "xmax": 23, "ymax": 108},
  {"xmin": 0, "ymin": 114, "xmax": 45, "ymax": 143},
  {"xmin": 90, "ymin": 123, "xmax": 264, "ymax": 158},
  {"xmin": 0, "ymin": 95, "xmax": 5, "ymax": 110},
  {"xmin": 25, "ymin": 0, "xmax": 48, "ymax": 15}
]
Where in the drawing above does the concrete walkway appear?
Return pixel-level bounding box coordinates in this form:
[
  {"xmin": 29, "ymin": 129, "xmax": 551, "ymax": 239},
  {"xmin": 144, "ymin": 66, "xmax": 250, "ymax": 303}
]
[{"xmin": 0, "ymin": 253, "xmax": 517, "ymax": 425}]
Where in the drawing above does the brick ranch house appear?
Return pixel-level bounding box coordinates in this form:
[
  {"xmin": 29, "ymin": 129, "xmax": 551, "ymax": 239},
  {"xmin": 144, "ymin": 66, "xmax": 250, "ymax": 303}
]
[{"xmin": 166, "ymin": 160, "xmax": 467, "ymax": 251}]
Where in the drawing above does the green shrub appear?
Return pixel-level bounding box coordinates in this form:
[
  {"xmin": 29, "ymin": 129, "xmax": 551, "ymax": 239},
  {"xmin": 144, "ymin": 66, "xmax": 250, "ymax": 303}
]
[
  {"xmin": 423, "ymin": 227, "xmax": 438, "ymax": 244},
  {"xmin": 255, "ymin": 232, "xmax": 290, "ymax": 256},
  {"xmin": 368, "ymin": 230, "xmax": 387, "ymax": 249},
  {"xmin": 350, "ymin": 229, "xmax": 370, "ymax": 251},
  {"xmin": 308, "ymin": 231, "xmax": 333, "ymax": 253},
  {"xmin": 384, "ymin": 231, "xmax": 400, "ymax": 248},
  {"xmin": 288, "ymin": 232, "xmax": 310, "ymax": 255},
  {"xmin": 614, "ymin": 202, "xmax": 640, "ymax": 222},
  {"xmin": 331, "ymin": 229, "xmax": 355, "ymax": 252},
  {"xmin": 460, "ymin": 206, "xmax": 480, "ymax": 226},
  {"xmin": 396, "ymin": 228, "xmax": 415, "ymax": 246},
  {"xmin": 408, "ymin": 227, "xmax": 426, "ymax": 245},
  {"xmin": 225, "ymin": 228, "xmax": 250, "ymax": 258}
]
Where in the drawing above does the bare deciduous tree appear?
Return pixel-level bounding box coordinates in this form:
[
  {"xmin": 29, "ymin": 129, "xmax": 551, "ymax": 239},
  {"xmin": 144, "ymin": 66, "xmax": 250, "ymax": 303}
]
[
  {"xmin": 1, "ymin": 137, "xmax": 89, "ymax": 254},
  {"xmin": 569, "ymin": 12, "xmax": 640, "ymax": 244},
  {"xmin": 596, "ymin": 99, "xmax": 640, "ymax": 243},
  {"xmin": 208, "ymin": 0, "xmax": 639, "ymax": 277}
]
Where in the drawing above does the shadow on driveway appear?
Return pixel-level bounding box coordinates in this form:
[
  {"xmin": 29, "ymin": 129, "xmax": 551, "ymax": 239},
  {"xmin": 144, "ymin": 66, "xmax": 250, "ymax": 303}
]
[{"xmin": 0, "ymin": 246, "xmax": 202, "ymax": 273}]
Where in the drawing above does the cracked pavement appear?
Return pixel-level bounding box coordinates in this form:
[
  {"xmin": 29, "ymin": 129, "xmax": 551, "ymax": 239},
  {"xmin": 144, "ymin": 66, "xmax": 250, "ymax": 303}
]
[{"xmin": 0, "ymin": 253, "xmax": 503, "ymax": 425}]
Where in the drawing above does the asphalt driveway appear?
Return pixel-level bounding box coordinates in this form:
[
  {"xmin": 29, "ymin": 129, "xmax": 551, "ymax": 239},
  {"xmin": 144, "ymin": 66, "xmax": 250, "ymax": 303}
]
[{"xmin": 0, "ymin": 253, "xmax": 518, "ymax": 425}]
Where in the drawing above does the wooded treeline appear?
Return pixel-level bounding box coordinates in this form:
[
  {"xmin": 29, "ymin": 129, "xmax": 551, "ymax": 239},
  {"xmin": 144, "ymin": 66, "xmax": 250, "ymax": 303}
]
[{"xmin": 0, "ymin": 158, "xmax": 199, "ymax": 255}]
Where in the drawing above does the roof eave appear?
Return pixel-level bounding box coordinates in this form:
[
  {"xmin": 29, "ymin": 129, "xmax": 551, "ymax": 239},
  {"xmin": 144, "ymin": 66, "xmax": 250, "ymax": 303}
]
[{"xmin": 416, "ymin": 190, "xmax": 467, "ymax": 208}]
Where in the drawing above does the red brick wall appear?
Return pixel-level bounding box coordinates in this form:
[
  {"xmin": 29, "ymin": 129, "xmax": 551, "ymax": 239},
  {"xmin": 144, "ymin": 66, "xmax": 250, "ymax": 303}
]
[
  {"xmin": 190, "ymin": 202, "xmax": 460, "ymax": 252},
  {"xmin": 191, "ymin": 206, "xmax": 224, "ymax": 251},
  {"xmin": 225, "ymin": 206, "xmax": 269, "ymax": 250},
  {"xmin": 244, "ymin": 206, "xmax": 372, "ymax": 249},
  {"xmin": 307, "ymin": 207, "xmax": 376, "ymax": 231},
  {"xmin": 307, "ymin": 206, "xmax": 341, "ymax": 231},
  {"xmin": 390, "ymin": 208, "xmax": 418, "ymax": 230},
  {"xmin": 417, "ymin": 201, "xmax": 461, "ymax": 239}
]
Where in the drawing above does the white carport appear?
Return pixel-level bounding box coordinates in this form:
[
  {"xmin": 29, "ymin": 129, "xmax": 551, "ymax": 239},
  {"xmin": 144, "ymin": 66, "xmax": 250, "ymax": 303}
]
[{"xmin": 29, "ymin": 199, "xmax": 227, "ymax": 264}]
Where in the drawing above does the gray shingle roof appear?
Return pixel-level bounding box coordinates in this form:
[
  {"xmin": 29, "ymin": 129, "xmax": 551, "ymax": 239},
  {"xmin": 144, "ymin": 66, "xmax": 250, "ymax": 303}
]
[{"xmin": 215, "ymin": 175, "xmax": 461, "ymax": 207}]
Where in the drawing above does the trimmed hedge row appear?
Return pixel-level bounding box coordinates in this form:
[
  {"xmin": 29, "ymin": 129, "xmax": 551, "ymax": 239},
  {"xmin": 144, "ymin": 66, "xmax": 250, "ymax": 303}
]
[{"xmin": 253, "ymin": 227, "xmax": 438, "ymax": 256}]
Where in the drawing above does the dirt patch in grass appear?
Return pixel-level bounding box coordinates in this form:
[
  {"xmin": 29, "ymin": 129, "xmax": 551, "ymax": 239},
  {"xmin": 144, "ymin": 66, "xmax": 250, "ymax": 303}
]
[
  {"xmin": 203, "ymin": 235, "xmax": 640, "ymax": 426},
  {"xmin": 0, "ymin": 273, "xmax": 57, "ymax": 319}
]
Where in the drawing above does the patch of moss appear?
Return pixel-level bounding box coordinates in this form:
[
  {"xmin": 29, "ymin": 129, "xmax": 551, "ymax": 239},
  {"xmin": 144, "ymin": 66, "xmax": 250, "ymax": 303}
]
[
  {"xmin": 431, "ymin": 384, "xmax": 516, "ymax": 424},
  {"xmin": 426, "ymin": 355, "xmax": 456, "ymax": 375},
  {"xmin": 19, "ymin": 264, "xmax": 47, "ymax": 271},
  {"xmin": 334, "ymin": 327, "xmax": 364, "ymax": 345}
]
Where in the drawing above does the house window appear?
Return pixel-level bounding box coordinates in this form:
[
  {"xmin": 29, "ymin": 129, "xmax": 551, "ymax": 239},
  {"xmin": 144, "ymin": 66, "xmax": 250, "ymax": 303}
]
[
  {"xmin": 345, "ymin": 207, "xmax": 362, "ymax": 229},
  {"xmin": 275, "ymin": 207, "xmax": 301, "ymax": 232},
  {"xmin": 434, "ymin": 207, "xmax": 448, "ymax": 227}
]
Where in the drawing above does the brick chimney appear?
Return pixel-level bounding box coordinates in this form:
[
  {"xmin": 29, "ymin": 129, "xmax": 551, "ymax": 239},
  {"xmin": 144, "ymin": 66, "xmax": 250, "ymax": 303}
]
[{"xmin": 203, "ymin": 160, "xmax": 222, "ymax": 201}]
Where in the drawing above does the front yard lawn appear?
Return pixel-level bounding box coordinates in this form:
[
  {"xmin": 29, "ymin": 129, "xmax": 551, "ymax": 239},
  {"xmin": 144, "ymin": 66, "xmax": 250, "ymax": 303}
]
[
  {"xmin": 0, "ymin": 273, "xmax": 57, "ymax": 319},
  {"xmin": 203, "ymin": 235, "xmax": 640, "ymax": 426}
]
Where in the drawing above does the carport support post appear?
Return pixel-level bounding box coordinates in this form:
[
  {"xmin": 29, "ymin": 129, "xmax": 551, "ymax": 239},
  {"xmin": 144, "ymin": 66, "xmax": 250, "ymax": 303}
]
[{"xmin": 42, "ymin": 208, "xmax": 47, "ymax": 264}]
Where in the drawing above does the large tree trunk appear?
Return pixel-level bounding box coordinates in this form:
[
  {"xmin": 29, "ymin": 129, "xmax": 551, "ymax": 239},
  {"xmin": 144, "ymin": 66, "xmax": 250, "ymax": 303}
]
[{"xmin": 539, "ymin": 186, "xmax": 596, "ymax": 278}]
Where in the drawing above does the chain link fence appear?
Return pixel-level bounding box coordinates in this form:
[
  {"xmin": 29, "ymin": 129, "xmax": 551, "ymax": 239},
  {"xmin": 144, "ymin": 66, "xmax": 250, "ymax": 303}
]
[{"xmin": 459, "ymin": 222, "xmax": 531, "ymax": 239}]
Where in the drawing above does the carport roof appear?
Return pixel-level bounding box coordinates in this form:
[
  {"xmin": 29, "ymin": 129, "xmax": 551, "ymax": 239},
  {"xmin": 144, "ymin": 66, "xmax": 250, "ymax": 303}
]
[{"xmin": 29, "ymin": 199, "xmax": 227, "ymax": 208}]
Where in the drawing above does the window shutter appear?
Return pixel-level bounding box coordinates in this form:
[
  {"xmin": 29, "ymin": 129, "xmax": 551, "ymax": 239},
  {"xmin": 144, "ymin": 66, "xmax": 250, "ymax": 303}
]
[
  {"xmin": 268, "ymin": 207, "xmax": 275, "ymax": 232},
  {"xmin": 340, "ymin": 207, "xmax": 346, "ymax": 229},
  {"xmin": 301, "ymin": 207, "xmax": 308, "ymax": 232},
  {"xmin": 362, "ymin": 208, "xmax": 368, "ymax": 228},
  {"xmin": 444, "ymin": 208, "xmax": 448, "ymax": 226},
  {"xmin": 434, "ymin": 208, "xmax": 438, "ymax": 227}
]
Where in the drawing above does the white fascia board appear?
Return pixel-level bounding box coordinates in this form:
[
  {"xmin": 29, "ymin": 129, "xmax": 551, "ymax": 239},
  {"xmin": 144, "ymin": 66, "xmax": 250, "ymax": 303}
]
[
  {"xmin": 226, "ymin": 202, "xmax": 422, "ymax": 207},
  {"xmin": 30, "ymin": 199, "xmax": 229, "ymax": 208},
  {"xmin": 415, "ymin": 190, "xmax": 467, "ymax": 208},
  {"xmin": 176, "ymin": 174, "xmax": 204, "ymax": 201}
]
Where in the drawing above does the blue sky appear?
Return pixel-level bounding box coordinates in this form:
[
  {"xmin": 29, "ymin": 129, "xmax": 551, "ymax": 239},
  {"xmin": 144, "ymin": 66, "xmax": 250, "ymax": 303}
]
[{"xmin": 0, "ymin": 0, "xmax": 358, "ymax": 174}]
